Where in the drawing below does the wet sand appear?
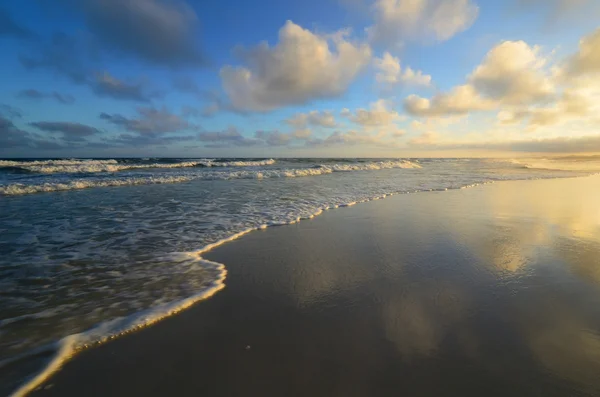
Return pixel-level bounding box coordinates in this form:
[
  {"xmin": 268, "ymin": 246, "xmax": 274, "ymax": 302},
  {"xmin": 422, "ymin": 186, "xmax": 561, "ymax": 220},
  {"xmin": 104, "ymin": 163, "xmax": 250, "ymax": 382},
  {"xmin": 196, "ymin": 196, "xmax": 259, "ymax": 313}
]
[{"xmin": 27, "ymin": 175, "xmax": 600, "ymax": 396}]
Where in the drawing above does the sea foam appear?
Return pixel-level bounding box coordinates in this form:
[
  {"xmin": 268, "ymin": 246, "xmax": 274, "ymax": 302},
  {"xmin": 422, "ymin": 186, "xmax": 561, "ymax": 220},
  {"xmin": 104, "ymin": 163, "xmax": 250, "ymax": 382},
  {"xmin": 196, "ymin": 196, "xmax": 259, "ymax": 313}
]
[
  {"xmin": 0, "ymin": 159, "xmax": 277, "ymax": 174},
  {"xmin": 0, "ymin": 160, "xmax": 421, "ymax": 195}
]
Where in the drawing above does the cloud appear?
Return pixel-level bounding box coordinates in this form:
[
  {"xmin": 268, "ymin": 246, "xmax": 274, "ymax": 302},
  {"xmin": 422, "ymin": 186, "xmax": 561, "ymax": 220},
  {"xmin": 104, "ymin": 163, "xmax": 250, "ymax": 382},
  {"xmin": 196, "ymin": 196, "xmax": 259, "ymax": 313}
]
[
  {"xmin": 16, "ymin": 89, "xmax": 75, "ymax": 104},
  {"xmin": 100, "ymin": 107, "xmax": 195, "ymax": 135},
  {"xmin": 255, "ymin": 130, "xmax": 293, "ymax": 146},
  {"xmin": 220, "ymin": 21, "xmax": 372, "ymax": 112},
  {"xmin": 0, "ymin": 7, "xmax": 33, "ymax": 39},
  {"xmin": 90, "ymin": 72, "xmax": 159, "ymax": 102},
  {"xmin": 18, "ymin": 34, "xmax": 160, "ymax": 103},
  {"xmin": 96, "ymin": 133, "xmax": 198, "ymax": 149},
  {"xmin": 470, "ymin": 40, "xmax": 554, "ymax": 105},
  {"xmin": 342, "ymin": 99, "xmax": 402, "ymax": 126},
  {"xmin": 487, "ymin": 28, "xmax": 600, "ymax": 129},
  {"xmin": 172, "ymin": 78, "xmax": 242, "ymax": 117},
  {"xmin": 406, "ymin": 132, "xmax": 600, "ymax": 153},
  {"xmin": 374, "ymin": 52, "xmax": 432, "ymax": 87},
  {"xmin": 292, "ymin": 128, "xmax": 312, "ymax": 140},
  {"xmin": 514, "ymin": 0, "xmax": 590, "ymax": 12},
  {"xmin": 389, "ymin": 129, "xmax": 406, "ymax": 138},
  {"xmin": 29, "ymin": 121, "xmax": 101, "ymax": 141},
  {"xmin": 498, "ymin": 90, "xmax": 592, "ymax": 127},
  {"xmin": 0, "ymin": 110, "xmax": 70, "ymax": 150},
  {"xmin": 404, "ymin": 40, "xmax": 554, "ymax": 117},
  {"xmin": 511, "ymin": 0, "xmax": 598, "ymax": 26},
  {"xmin": 68, "ymin": 0, "xmax": 204, "ymax": 66},
  {"xmin": 19, "ymin": 32, "xmax": 91, "ymax": 84},
  {"xmin": 181, "ymin": 87, "xmax": 241, "ymax": 118},
  {"xmin": 407, "ymin": 131, "xmax": 440, "ymax": 146},
  {"xmin": 367, "ymin": 0, "xmax": 479, "ymax": 46},
  {"xmin": 197, "ymin": 127, "xmax": 261, "ymax": 148},
  {"xmin": 564, "ymin": 27, "xmax": 600, "ymax": 77},
  {"xmin": 198, "ymin": 127, "xmax": 317, "ymax": 148},
  {"xmin": 0, "ymin": 104, "xmax": 23, "ymax": 119},
  {"xmin": 0, "ymin": 114, "xmax": 30, "ymax": 148},
  {"xmin": 404, "ymin": 85, "xmax": 495, "ymax": 116},
  {"xmin": 172, "ymin": 75, "xmax": 204, "ymax": 96},
  {"xmin": 307, "ymin": 130, "xmax": 391, "ymax": 147},
  {"xmin": 285, "ymin": 111, "xmax": 337, "ymax": 128}
]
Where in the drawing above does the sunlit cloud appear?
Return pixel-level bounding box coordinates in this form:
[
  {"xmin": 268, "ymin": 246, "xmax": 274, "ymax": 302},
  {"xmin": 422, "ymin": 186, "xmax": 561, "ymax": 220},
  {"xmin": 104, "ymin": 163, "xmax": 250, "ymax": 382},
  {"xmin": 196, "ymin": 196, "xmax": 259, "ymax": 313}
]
[
  {"xmin": 367, "ymin": 0, "xmax": 479, "ymax": 46},
  {"xmin": 220, "ymin": 21, "xmax": 371, "ymax": 111},
  {"xmin": 374, "ymin": 52, "xmax": 432, "ymax": 87}
]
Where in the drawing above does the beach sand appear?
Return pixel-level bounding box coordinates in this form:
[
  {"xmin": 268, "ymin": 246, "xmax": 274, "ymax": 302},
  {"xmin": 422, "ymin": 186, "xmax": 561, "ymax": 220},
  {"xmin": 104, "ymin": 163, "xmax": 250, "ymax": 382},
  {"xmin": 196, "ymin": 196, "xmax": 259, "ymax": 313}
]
[{"xmin": 26, "ymin": 175, "xmax": 600, "ymax": 396}]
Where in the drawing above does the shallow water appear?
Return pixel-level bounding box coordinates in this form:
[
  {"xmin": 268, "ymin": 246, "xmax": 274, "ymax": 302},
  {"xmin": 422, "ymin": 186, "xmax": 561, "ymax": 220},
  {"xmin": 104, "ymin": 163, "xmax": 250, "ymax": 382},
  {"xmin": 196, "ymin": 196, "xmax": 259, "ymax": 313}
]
[{"xmin": 0, "ymin": 157, "xmax": 596, "ymax": 394}]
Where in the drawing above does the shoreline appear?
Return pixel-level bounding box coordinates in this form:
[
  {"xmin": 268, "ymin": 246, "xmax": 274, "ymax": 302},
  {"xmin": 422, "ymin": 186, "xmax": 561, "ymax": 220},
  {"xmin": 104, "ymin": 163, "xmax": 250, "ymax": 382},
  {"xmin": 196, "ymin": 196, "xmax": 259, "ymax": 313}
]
[{"xmin": 7, "ymin": 174, "xmax": 600, "ymax": 396}]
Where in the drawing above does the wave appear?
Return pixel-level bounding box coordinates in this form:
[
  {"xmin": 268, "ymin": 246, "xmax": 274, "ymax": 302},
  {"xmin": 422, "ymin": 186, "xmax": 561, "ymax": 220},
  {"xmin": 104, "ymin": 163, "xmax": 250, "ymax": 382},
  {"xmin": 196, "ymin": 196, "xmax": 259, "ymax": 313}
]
[
  {"xmin": 507, "ymin": 158, "xmax": 600, "ymax": 172},
  {"xmin": 1, "ymin": 160, "xmax": 421, "ymax": 196},
  {"xmin": 0, "ymin": 159, "xmax": 277, "ymax": 174},
  {"xmin": 206, "ymin": 159, "xmax": 276, "ymax": 167},
  {"xmin": 8, "ymin": 255, "xmax": 227, "ymax": 397},
  {"xmin": 0, "ymin": 176, "xmax": 196, "ymax": 195},
  {"xmin": 321, "ymin": 159, "xmax": 420, "ymax": 172}
]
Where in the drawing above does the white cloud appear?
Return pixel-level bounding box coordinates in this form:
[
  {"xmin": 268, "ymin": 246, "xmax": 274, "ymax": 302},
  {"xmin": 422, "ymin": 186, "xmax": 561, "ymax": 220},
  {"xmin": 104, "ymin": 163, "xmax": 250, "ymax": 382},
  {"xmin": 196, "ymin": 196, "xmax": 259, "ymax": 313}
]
[
  {"xmin": 494, "ymin": 28, "xmax": 600, "ymax": 128},
  {"xmin": 389, "ymin": 128, "xmax": 406, "ymax": 138},
  {"xmin": 404, "ymin": 40, "xmax": 555, "ymax": 117},
  {"xmin": 470, "ymin": 40, "xmax": 555, "ymax": 105},
  {"xmin": 407, "ymin": 131, "xmax": 440, "ymax": 146},
  {"xmin": 254, "ymin": 130, "xmax": 293, "ymax": 146},
  {"xmin": 404, "ymin": 85, "xmax": 495, "ymax": 116},
  {"xmin": 405, "ymin": 132, "xmax": 600, "ymax": 153},
  {"xmin": 565, "ymin": 27, "xmax": 600, "ymax": 77},
  {"xmin": 342, "ymin": 99, "xmax": 403, "ymax": 126},
  {"xmin": 368, "ymin": 0, "xmax": 479, "ymax": 46},
  {"xmin": 308, "ymin": 130, "xmax": 392, "ymax": 147},
  {"xmin": 512, "ymin": 0, "xmax": 597, "ymax": 25},
  {"xmin": 292, "ymin": 128, "xmax": 313, "ymax": 139},
  {"xmin": 285, "ymin": 111, "xmax": 337, "ymax": 128},
  {"xmin": 374, "ymin": 52, "xmax": 432, "ymax": 87},
  {"xmin": 498, "ymin": 90, "xmax": 592, "ymax": 128},
  {"xmin": 220, "ymin": 21, "xmax": 372, "ymax": 112}
]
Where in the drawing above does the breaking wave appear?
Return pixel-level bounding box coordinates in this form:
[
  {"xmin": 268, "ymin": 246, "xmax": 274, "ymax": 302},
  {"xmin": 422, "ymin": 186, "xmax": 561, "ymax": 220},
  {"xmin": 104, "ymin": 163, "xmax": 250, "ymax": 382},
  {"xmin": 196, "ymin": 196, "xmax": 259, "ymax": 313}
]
[
  {"xmin": 0, "ymin": 159, "xmax": 276, "ymax": 174},
  {"xmin": 507, "ymin": 158, "xmax": 600, "ymax": 172},
  {"xmin": 0, "ymin": 160, "xmax": 420, "ymax": 196}
]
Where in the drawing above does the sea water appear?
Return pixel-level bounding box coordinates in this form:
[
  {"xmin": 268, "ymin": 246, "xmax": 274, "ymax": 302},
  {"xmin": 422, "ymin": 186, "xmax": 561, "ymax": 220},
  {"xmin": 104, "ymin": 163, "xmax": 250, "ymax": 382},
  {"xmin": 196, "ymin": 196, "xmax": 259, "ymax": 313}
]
[{"xmin": 0, "ymin": 157, "xmax": 597, "ymax": 395}]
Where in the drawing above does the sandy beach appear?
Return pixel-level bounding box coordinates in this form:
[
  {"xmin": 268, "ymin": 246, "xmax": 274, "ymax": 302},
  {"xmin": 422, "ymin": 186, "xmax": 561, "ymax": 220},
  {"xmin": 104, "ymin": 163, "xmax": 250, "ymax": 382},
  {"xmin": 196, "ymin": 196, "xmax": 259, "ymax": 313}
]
[{"xmin": 23, "ymin": 175, "xmax": 600, "ymax": 397}]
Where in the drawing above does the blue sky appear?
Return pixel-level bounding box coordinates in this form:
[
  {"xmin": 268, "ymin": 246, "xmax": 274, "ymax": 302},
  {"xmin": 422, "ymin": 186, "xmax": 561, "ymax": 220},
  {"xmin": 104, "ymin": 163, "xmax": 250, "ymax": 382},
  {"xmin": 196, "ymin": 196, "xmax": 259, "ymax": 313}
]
[{"xmin": 1, "ymin": 0, "xmax": 599, "ymax": 158}]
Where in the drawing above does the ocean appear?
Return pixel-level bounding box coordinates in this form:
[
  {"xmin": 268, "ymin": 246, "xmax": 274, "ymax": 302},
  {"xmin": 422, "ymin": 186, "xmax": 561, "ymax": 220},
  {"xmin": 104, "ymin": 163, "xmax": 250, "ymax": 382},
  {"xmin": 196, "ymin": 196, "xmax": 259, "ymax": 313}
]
[{"xmin": 0, "ymin": 157, "xmax": 598, "ymax": 394}]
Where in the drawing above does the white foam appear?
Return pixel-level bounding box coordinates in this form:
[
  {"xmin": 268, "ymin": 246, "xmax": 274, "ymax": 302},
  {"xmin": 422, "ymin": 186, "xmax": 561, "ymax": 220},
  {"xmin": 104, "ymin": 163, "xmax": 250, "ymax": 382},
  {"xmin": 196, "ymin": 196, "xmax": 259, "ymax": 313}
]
[
  {"xmin": 325, "ymin": 160, "xmax": 421, "ymax": 172},
  {"xmin": 9, "ymin": 257, "xmax": 227, "ymax": 397},
  {"xmin": 0, "ymin": 160, "xmax": 422, "ymax": 196},
  {"xmin": 204, "ymin": 159, "xmax": 276, "ymax": 167},
  {"xmin": 0, "ymin": 159, "xmax": 277, "ymax": 174},
  {"xmin": 0, "ymin": 176, "xmax": 196, "ymax": 195}
]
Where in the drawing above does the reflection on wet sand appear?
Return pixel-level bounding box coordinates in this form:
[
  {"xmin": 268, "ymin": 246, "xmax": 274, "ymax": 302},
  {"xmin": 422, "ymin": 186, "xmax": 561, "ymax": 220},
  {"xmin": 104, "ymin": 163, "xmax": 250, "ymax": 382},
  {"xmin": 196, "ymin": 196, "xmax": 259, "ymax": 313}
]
[{"xmin": 269, "ymin": 176, "xmax": 600, "ymax": 393}]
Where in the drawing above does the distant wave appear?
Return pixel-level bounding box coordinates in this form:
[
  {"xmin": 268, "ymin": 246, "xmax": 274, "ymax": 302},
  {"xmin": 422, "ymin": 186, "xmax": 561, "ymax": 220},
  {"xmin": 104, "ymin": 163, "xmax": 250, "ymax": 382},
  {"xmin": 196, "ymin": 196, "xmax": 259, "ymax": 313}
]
[
  {"xmin": 0, "ymin": 160, "xmax": 421, "ymax": 196},
  {"xmin": 320, "ymin": 159, "xmax": 420, "ymax": 172},
  {"xmin": 0, "ymin": 159, "xmax": 277, "ymax": 174},
  {"xmin": 507, "ymin": 158, "xmax": 600, "ymax": 172},
  {"xmin": 207, "ymin": 159, "xmax": 276, "ymax": 167}
]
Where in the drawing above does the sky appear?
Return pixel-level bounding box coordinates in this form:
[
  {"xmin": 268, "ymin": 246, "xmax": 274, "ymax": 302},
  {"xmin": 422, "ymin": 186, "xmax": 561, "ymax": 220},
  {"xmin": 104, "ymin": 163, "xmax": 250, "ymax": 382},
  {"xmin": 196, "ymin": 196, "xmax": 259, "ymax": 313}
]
[{"xmin": 1, "ymin": 0, "xmax": 599, "ymax": 158}]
